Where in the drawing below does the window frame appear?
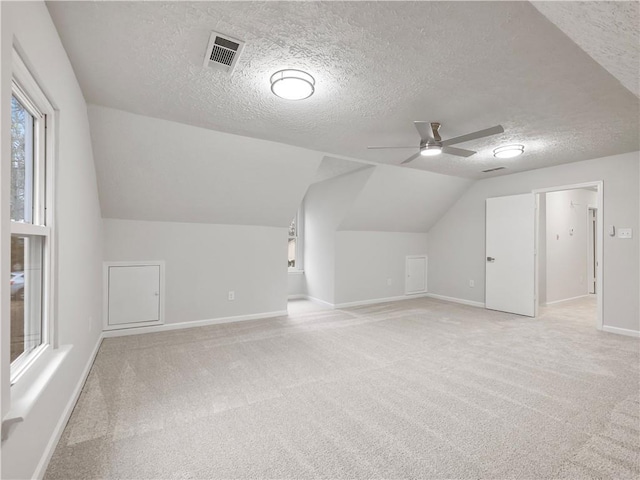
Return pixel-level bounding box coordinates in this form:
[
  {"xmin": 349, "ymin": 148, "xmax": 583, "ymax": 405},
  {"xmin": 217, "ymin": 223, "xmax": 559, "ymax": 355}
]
[
  {"xmin": 288, "ymin": 206, "xmax": 304, "ymax": 273},
  {"xmin": 9, "ymin": 49, "xmax": 56, "ymax": 385}
]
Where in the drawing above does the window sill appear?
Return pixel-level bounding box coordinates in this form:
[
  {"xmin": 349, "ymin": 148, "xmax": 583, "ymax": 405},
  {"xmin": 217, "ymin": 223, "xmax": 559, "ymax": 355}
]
[
  {"xmin": 288, "ymin": 270, "xmax": 304, "ymax": 275},
  {"xmin": 2, "ymin": 345, "xmax": 72, "ymax": 441}
]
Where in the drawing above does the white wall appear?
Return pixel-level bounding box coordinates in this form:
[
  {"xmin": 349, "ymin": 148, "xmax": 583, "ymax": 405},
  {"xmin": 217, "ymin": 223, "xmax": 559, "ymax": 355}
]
[
  {"xmin": 428, "ymin": 152, "xmax": 639, "ymax": 332},
  {"xmin": 103, "ymin": 219, "xmax": 288, "ymax": 323},
  {"xmin": 303, "ymin": 169, "xmax": 373, "ymax": 304},
  {"xmin": 287, "ymin": 272, "xmax": 306, "ymax": 298},
  {"xmin": 335, "ymin": 231, "xmax": 427, "ymax": 305},
  {"xmin": 545, "ymin": 189, "xmax": 597, "ymax": 304},
  {"xmin": 1, "ymin": 2, "xmax": 103, "ymax": 478}
]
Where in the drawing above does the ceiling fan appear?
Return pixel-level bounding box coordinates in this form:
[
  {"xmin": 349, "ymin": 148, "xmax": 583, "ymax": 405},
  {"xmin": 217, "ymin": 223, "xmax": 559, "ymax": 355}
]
[{"xmin": 368, "ymin": 122, "xmax": 504, "ymax": 165}]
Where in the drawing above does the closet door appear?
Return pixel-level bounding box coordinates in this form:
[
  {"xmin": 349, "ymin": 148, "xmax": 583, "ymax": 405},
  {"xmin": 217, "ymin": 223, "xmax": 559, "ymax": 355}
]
[
  {"xmin": 105, "ymin": 262, "xmax": 164, "ymax": 329},
  {"xmin": 405, "ymin": 255, "xmax": 427, "ymax": 295}
]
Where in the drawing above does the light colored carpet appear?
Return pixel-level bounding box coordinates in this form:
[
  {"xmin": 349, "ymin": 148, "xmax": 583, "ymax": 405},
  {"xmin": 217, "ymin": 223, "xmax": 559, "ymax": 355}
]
[{"xmin": 45, "ymin": 296, "xmax": 640, "ymax": 479}]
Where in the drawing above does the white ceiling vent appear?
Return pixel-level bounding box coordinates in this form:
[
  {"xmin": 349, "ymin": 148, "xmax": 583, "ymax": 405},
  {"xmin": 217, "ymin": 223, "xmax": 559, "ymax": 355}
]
[{"xmin": 203, "ymin": 32, "xmax": 244, "ymax": 74}]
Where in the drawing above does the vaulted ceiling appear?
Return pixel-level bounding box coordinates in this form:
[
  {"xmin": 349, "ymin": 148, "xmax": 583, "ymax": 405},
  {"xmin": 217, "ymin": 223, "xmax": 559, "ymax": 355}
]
[
  {"xmin": 88, "ymin": 105, "xmax": 322, "ymax": 226},
  {"xmin": 47, "ymin": 1, "xmax": 639, "ymax": 180}
]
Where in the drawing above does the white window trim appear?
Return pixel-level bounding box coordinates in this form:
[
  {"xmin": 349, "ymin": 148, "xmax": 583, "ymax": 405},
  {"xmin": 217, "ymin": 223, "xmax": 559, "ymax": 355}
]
[{"xmin": 9, "ymin": 48, "xmax": 57, "ymax": 386}]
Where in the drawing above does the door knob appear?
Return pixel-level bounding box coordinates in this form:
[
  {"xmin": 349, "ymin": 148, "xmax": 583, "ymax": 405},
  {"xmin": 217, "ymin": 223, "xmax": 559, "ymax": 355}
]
[{"xmin": 487, "ymin": 257, "xmax": 495, "ymax": 262}]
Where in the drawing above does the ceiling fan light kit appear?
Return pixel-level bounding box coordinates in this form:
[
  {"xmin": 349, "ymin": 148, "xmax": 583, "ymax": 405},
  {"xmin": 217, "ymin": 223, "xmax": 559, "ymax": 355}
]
[
  {"xmin": 420, "ymin": 145, "xmax": 442, "ymax": 156},
  {"xmin": 493, "ymin": 144, "xmax": 525, "ymax": 159},
  {"xmin": 270, "ymin": 69, "xmax": 315, "ymax": 100}
]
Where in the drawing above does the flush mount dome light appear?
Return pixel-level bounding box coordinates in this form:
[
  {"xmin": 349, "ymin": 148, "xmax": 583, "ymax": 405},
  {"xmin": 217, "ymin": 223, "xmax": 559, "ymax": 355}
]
[
  {"xmin": 493, "ymin": 144, "xmax": 525, "ymax": 159},
  {"xmin": 420, "ymin": 145, "xmax": 442, "ymax": 156},
  {"xmin": 270, "ymin": 69, "xmax": 315, "ymax": 100}
]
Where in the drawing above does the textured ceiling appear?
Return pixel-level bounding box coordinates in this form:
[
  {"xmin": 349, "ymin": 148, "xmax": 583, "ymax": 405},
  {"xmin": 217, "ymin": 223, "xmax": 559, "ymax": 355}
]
[
  {"xmin": 312, "ymin": 157, "xmax": 371, "ymax": 184},
  {"xmin": 47, "ymin": 1, "xmax": 639, "ymax": 179},
  {"xmin": 532, "ymin": 1, "xmax": 639, "ymax": 98}
]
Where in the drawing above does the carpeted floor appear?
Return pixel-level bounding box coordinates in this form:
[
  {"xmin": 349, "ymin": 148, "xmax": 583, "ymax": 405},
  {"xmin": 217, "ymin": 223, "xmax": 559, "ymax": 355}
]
[{"xmin": 45, "ymin": 296, "xmax": 640, "ymax": 479}]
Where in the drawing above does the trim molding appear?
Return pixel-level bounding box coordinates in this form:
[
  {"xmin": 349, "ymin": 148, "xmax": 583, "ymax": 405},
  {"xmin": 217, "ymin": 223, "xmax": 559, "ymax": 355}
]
[
  {"xmin": 287, "ymin": 294, "xmax": 306, "ymax": 300},
  {"xmin": 334, "ymin": 293, "xmax": 428, "ymax": 309},
  {"xmin": 33, "ymin": 335, "xmax": 103, "ymax": 480},
  {"xmin": 101, "ymin": 310, "xmax": 288, "ymax": 338},
  {"xmin": 425, "ymin": 293, "xmax": 485, "ymax": 308},
  {"xmin": 602, "ymin": 326, "xmax": 640, "ymax": 338},
  {"xmin": 545, "ymin": 294, "xmax": 590, "ymax": 306},
  {"xmin": 304, "ymin": 295, "xmax": 335, "ymax": 309}
]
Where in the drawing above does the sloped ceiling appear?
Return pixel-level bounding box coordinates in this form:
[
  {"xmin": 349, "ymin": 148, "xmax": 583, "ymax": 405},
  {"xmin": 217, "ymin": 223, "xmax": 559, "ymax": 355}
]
[
  {"xmin": 532, "ymin": 1, "xmax": 639, "ymax": 98},
  {"xmin": 48, "ymin": 1, "xmax": 638, "ymax": 179},
  {"xmin": 338, "ymin": 166, "xmax": 472, "ymax": 233},
  {"xmin": 88, "ymin": 105, "xmax": 322, "ymax": 226},
  {"xmin": 312, "ymin": 157, "xmax": 371, "ymax": 184}
]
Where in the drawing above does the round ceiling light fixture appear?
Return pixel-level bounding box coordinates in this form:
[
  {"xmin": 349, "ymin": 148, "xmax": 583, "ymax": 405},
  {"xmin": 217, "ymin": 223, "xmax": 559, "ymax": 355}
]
[
  {"xmin": 493, "ymin": 144, "xmax": 525, "ymax": 159},
  {"xmin": 270, "ymin": 69, "xmax": 315, "ymax": 100},
  {"xmin": 420, "ymin": 145, "xmax": 442, "ymax": 156}
]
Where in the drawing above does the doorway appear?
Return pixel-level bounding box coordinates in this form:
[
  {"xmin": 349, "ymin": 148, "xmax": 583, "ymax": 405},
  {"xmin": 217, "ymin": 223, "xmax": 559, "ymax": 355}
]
[
  {"xmin": 588, "ymin": 207, "xmax": 597, "ymax": 295},
  {"xmin": 534, "ymin": 182, "xmax": 603, "ymax": 330}
]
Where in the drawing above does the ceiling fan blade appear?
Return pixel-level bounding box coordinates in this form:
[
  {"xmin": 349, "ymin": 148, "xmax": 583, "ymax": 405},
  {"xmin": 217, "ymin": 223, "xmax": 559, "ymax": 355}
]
[
  {"xmin": 442, "ymin": 125, "xmax": 504, "ymax": 146},
  {"xmin": 400, "ymin": 152, "xmax": 422, "ymax": 165},
  {"xmin": 414, "ymin": 121, "xmax": 439, "ymax": 142},
  {"xmin": 442, "ymin": 146, "xmax": 476, "ymax": 157},
  {"xmin": 367, "ymin": 146, "xmax": 418, "ymax": 149}
]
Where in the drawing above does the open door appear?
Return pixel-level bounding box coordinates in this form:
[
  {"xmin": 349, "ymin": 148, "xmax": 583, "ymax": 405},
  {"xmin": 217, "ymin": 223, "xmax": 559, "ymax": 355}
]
[{"xmin": 485, "ymin": 193, "xmax": 535, "ymax": 317}]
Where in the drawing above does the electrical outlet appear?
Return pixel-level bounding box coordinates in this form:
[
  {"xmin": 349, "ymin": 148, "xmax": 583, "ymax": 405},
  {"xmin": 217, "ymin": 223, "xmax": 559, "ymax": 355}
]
[
  {"xmin": 469, "ymin": 280, "xmax": 475, "ymax": 288},
  {"xmin": 387, "ymin": 278, "xmax": 392, "ymax": 286},
  {"xmin": 618, "ymin": 228, "xmax": 633, "ymax": 239},
  {"xmin": 228, "ymin": 291, "xmax": 235, "ymax": 301}
]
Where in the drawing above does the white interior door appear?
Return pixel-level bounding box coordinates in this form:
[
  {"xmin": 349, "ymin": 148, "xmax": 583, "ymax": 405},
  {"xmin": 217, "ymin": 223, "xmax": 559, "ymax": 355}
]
[
  {"xmin": 406, "ymin": 256, "xmax": 427, "ymax": 294},
  {"xmin": 486, "ymin": 194, "xmax": 535, "ymax": 317},
  {"xmin": 108, "ymin": 265, "xmax": 161, "ymax": 326}
]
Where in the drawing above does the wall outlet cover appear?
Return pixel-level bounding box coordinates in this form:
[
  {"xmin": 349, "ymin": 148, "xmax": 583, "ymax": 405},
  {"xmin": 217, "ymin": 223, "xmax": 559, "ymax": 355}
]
[
  {"xmin": 228, "ymin": 291, "xmax": 235, "ymax": 301},
  {"xmin": 618, "ymin": 228, "xmax": 633, "ymax": 239}
]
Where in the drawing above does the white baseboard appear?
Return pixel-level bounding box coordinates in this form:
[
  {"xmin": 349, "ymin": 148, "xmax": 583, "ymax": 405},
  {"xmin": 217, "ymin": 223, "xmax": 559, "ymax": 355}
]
[
  {"xmin": 33, "ymin": 334, "xmax": 103, "ymax": 480},
  {"xmin": 304, "ymin": 295, "xmax": 335, "ymax": 309},
  {"xmin": 602, "ymin": 325, "xmax": 640, "ymax": 338},
  {"xmin": 287, "ymin": 294, "xmax": 306, "ymax": 300},
  {"xmin": 334, "ymin": 293, "xmax": 428, "ymax": 309},
  {"xmin": 101, "ymin": 310, "xmax": 288, "ymax": 338},
  {"xmin": 425, "ymin": 293, "xmax": 485, "ymax": 308},
  {"xmin": 545, "ymin": 294, "xmax": 590, "ymax": 306}
]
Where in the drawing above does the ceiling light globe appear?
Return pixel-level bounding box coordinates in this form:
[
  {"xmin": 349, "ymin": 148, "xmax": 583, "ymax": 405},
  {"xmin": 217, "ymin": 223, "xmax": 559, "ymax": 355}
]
[
  {"xmin": 493, "ymin": 145, "xmax": 524, "ymax": 159},
  {"xmin": 420, "ymin": 146, "xmax": 442, "ymax": 156},
  {"xmin": 270, "ymin": 69, "xmax": 315, "ymax": 100}
]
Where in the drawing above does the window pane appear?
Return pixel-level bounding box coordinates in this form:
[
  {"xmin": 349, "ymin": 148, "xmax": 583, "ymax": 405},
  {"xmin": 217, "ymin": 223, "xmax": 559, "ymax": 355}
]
[
  {"xmin": 288, "ymin": 217, "xmax": 296, "ymax": 237},
  {"xmin": 11, "ymin": 235, "xmax": 43, "ymax": 363},
  {"xmin": 11, "ymin": 95, "xmax": 35, "ymax": 223},
  {"xmin": 288, "ymin": 238, "xmax": 296, "ymax": 268}
]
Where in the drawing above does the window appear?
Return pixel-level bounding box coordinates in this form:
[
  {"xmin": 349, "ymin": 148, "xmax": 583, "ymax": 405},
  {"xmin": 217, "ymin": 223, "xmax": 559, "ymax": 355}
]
[
  {"xmin": 9, "ymin": 51, "xmax": 54, "ymax": 382},
  {"xmin": 288, "ymin": 216, "xmax": 297, "ymax": 269},
  {"xmin": 288, "ymin": 207, "xmax": 303, "ymax": 271}
]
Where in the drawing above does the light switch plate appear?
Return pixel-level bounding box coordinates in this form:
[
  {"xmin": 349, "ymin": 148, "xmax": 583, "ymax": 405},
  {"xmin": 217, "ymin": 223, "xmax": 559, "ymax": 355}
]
[{"xmin": 618, "ymin": 228, "xmax": 633, "ymax": 239}]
